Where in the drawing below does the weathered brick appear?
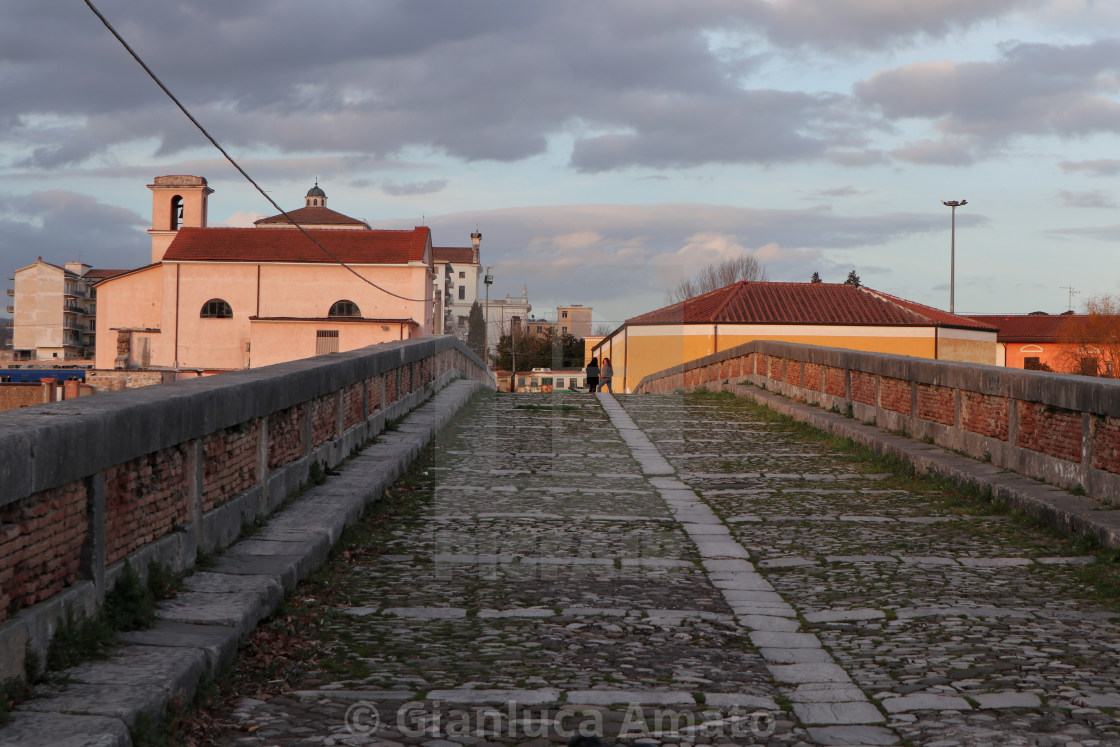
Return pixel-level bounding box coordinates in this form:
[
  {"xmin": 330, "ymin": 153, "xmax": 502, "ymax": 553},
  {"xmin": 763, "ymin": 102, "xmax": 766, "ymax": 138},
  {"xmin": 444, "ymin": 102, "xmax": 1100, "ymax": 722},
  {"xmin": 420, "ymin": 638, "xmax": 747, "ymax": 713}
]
[
  {"xmin": 1017, "ymin": 402, "xmax": 1082, "ymax": 463},
  {"xmin": 961, "ymin": 392, "xmax": 1009, "ymax": 441},
  {"xmin": 917, "ymin": 383, "xmax": 954, "ymax": 425}
]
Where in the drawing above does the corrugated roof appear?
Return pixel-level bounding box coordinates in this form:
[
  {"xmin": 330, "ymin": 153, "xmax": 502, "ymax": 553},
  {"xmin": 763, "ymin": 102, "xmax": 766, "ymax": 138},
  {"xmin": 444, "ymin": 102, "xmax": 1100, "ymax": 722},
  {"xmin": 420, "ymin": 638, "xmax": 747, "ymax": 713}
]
[
  {"xmin": 163, "ymin": 226, "xmax": 430, "ymax": 264},
  {"xmin": 432, "ymin": 246, "xmax": 475, "ymax": 264},
  {"xmin": 627, "ymin": 282, "xmax": 997, "ymax": 331},
  {"xmin": 254, "ymin": 205, "xmax": 369, "ymax": 227},
  {"xmin": 966, "ymin": 314, "xmax": 1083, "ymax": 342}
]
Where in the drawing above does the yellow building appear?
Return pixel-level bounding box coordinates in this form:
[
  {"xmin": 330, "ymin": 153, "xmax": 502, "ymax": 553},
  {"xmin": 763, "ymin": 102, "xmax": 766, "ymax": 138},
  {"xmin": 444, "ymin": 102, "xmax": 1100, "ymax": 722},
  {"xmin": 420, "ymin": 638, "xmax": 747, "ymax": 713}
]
[{"xmin": 592, "ymin": 281, "xmax": 998, "ymax": 393}]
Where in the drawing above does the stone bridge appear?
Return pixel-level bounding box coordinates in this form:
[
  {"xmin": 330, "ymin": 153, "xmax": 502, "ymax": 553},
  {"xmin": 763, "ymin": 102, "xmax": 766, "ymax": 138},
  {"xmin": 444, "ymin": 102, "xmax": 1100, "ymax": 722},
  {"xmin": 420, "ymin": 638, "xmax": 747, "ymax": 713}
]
[{"xmin": 3, "ymin": 338, "xmax": 1120, "ymax": 746}]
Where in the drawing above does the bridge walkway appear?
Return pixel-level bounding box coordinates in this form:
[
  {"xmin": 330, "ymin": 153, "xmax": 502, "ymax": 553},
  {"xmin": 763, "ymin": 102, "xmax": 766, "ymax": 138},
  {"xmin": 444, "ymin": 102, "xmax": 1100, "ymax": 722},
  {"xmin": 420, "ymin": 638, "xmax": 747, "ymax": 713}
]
[{"xmin": 198, "ymin": 390, "xmax": 1120, "ymax": 747}]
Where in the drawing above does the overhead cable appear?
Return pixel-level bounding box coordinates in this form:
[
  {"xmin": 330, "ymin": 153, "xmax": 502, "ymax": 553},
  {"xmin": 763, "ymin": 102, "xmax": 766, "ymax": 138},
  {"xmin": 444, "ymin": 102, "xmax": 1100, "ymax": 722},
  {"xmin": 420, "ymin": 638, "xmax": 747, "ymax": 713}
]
[{"xmin": 83, "ymin": 0, "xmax": 429, "ymax": 303}]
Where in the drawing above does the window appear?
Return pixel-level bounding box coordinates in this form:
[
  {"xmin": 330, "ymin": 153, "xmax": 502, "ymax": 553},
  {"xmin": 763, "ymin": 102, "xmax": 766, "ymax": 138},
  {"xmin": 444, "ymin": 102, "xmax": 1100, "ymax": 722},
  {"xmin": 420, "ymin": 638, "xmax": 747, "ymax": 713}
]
[
  {"xmin": 555, "ymin": 378, "xmax": 565, "ymax": 388},
  {"xmin": 316, "ymin": 330, "xmax": 340, "ymax": 355},
  {"xmin": 1024, "ymin": 356, "xmax": 1041, "ymax": 369},
  {"xmin": 561, "ymin": 326, "xmax": 568, "ymax": 335},
  {"xmin": 329, "ymin": 300, "xmax": 361, "ymax": 317},
  {"xmin": 1081, "ymin": 357, "xmax": 1099, "ymax": 377},
  {"xmin": 562, "ymin": 310, "xmax": 568, "ymax": 318},
  {"xmin": 170, "ymin": 195, "xmax": 183, "ymax": 230},
  {"xmin": 458, "ymin": 285, "xmax": 465, "ymax": 300},
  {"xmin": 200, "ymin": 299, "xmax": 233, "ymax": 318},
  {"xmin": 459, "ymin": 271, "xmax": 466, "ymax": 279}
]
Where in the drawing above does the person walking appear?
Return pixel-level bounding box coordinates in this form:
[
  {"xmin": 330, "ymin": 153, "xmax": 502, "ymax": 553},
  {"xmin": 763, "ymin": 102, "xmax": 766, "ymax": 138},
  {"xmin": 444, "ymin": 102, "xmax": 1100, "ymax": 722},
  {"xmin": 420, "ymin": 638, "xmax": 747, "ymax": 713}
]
[
  {"xmin": 597, "ymin": 357, "xmax": 614, "ymax": 393},
  {"xmin": 586, "ymin": 357, "xmax": 599, "ymax": 393}
]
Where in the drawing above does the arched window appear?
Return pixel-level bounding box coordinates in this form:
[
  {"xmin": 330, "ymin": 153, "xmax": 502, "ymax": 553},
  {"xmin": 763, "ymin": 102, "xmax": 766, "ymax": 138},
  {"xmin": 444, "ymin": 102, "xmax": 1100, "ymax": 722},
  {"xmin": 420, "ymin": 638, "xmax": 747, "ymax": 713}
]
[
  {"xmin": 329, "ymin": 300, "xmax": 361, "ymax": 317},
  {"xmin": 200, "ymin": 299, "xmax": 233, "ymax": 318},
  {"xmin": 170, "ymin": 195, "xmax": 184, "ymax": 230},
  {"xmin": 1019, "ymin": 345, "xmax": 1044, "ymax": 354}
]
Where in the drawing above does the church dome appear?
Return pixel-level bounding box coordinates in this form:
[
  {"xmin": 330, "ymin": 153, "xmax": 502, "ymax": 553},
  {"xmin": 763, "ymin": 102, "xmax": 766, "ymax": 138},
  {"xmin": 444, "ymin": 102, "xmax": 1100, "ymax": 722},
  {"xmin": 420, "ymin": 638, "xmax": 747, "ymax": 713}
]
[{"xmin": 307, "ymin": 184, "xmax": 326, "ymax": 198}]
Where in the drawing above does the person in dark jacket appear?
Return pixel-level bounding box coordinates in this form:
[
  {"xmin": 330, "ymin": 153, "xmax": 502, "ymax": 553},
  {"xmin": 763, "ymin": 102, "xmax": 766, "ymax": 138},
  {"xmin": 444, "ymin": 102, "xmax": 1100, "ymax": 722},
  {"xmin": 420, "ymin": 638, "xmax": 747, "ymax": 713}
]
[{"xmin": 586, "ymin": 357, "xmax": 599, "ymax": 393}]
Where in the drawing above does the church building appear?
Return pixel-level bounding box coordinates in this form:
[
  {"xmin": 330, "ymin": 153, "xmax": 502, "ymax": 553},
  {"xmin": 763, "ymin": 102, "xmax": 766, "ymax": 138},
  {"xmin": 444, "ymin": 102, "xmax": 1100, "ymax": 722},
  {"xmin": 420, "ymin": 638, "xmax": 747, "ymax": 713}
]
[{"xmin": 94, "ymin": 176, "xmax": 437, "ymax": 371}]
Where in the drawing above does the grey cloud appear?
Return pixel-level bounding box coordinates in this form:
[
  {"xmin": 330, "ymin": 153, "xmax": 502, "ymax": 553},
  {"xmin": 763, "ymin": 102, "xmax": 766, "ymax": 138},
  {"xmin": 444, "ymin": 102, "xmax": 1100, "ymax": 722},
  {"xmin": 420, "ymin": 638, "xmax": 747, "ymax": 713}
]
[
  {"xmin": 758, "ymin": 0, "xmax": 1035, "ymax": 51},
  {"xmin": 381, "ymin": 180, "xmax": 448, "ymax": 196},
  {"xmin": 1060, "ymin": 159, "xmax": 1120, "ymax": 177},
  {"xmin": 1059, "ymin": 190, "xmax": 1118, "ymax": 208},
  {"xmin": 0, "ymin": 190, "xmax": 148, "ymax": 303},
  {"xmin": 807, "ymin": 185, "xmax": 869, "ymax": 199},
  {"xmin": 1047, "ymin": 224, "xmax": 1120, "ymax": 241},
  {"xmin": 856, "ymin": 39, "xmax": 1120, "ymax": 163},
  {"xmin": 0, "ymin": 2, "xmax": 886, "ymax": 174}
]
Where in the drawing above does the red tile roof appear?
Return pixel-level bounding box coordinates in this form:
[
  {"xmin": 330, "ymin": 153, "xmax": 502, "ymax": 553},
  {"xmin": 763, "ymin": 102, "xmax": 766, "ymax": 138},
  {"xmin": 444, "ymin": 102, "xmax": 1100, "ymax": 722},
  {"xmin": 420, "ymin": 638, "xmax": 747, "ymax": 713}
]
[
  {"xmin": 966, "ymin": 314, "xmax": 1083, "ymax": 342},
  {"xmin": 432, "ymin": 246, "xmax": 475, "ymax": 264},
  {"xmin": 83, "ymin": 269, "xmax": 129, "ymax": 280},
  {"xmin": 627, "ymin": 282, "xmax": 997, "ymax": 331},
  {"xmin": 163, "ymin": 227, "xmax": 431, "ymax": 264},
  {"xmin": 254, "ymin": 205, "xmax": 369, "ymax": 227}
]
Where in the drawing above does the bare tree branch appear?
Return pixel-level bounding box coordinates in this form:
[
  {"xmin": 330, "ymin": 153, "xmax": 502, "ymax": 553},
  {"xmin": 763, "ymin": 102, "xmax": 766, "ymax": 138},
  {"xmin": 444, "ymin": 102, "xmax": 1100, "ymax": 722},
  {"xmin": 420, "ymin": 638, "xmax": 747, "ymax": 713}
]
[{"xmin": 665, "ymin": 256, "xmax": 768, "ymax": 305}]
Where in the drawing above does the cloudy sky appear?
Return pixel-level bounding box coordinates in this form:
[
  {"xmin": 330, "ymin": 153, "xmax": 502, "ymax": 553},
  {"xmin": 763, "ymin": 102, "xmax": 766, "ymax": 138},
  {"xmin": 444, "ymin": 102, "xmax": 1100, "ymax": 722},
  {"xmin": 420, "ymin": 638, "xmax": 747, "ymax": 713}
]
[{"xmin": 3, "ymin": 1, "xmax": 1120, "ymax": 327}]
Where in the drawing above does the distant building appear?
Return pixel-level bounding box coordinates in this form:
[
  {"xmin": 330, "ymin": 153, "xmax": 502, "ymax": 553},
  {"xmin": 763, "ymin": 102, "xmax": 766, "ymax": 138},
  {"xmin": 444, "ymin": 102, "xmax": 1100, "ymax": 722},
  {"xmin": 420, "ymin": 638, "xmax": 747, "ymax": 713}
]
[
  {"xmin": 593, "ymin": 281, "xmax": 998, "ymax": 393},
  {"xmin": 505, "ymin": 367, "xmax": 588, "ymax": 393},
  {"xmin": 967, "ymin": 313, "xmax": 1107, "ymax": 375},
  {"xmin": 432, "ymin": 233, "xmax": 482, "ymax": 338},
  {"xmin": 8, "ymin": 259, "xmax": 124, "ymax": 361},
  {"xmin": 557, "ymin": 305, "xmax": 592, "ymax": 339},
  {"xmin": 94, "ymin": 176, "xmax": 438, "ymax": 372},
  {"xmin": 482, "ymin": 286, "xmax": 532, "ymax": 359}
]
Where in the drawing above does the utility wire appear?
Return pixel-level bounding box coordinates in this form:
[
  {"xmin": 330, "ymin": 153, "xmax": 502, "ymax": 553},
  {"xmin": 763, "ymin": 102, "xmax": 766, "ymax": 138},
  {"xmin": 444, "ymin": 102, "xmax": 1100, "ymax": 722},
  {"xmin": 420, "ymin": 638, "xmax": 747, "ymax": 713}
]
[{"xmin": 84, "ymin": 0, "xmax": 429, "ymax": 303}]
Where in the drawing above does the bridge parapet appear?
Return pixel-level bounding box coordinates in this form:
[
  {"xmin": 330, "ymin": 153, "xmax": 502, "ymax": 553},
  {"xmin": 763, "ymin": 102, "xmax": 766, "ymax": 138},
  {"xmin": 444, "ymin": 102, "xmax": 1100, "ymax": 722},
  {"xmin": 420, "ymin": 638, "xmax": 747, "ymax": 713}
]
[
  {"xmin": 635, "ymin": 340, "xmax": 1120, "ymax": 506},
  {"xmin": 0, "ymin": 336, "xmax": 492, "ymax": 679}
]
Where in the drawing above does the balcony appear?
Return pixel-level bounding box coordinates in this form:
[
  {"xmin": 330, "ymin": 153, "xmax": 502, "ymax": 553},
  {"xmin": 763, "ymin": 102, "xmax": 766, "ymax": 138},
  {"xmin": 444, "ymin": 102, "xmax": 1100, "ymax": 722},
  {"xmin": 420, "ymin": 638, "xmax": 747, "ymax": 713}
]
[
  {"xmin": 5, "ymin": 289, "xmax": 13, "ymax": 297},
  {"xmin": 5, "ymin": 305, "xmax": 12, "ymax": 315}
]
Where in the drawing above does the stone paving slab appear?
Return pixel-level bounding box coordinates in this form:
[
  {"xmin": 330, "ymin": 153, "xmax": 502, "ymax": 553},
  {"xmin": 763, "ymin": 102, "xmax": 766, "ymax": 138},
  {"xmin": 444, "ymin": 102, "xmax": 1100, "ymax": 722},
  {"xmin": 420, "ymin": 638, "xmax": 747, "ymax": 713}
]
[{"xmin": 0, "ymin": 711, "xmax": 131, "ymax": 747}]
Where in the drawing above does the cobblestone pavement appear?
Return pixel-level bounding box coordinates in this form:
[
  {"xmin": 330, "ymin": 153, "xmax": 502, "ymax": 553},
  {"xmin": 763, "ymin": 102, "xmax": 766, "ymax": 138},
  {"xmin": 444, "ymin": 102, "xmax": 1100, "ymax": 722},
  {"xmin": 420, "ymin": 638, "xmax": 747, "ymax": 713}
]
[{"xmin": 200, "ymin": 391, "xmax": 1120, "ymax": 747}]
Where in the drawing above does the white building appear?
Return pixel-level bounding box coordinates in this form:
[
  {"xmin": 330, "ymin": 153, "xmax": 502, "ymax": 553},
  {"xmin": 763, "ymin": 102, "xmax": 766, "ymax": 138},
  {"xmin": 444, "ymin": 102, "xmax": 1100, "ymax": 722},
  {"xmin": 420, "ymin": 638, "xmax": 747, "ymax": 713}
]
[
  {"xmin": 8, "ymin": 259, "xmax": 122, "ymax": 361},
  {"xmin": 482, "ymin": 285, "xmax": 532, "ymax": 359},
  {"xmin": 432, "ymin": 232, "xmax": 482, "ymax": 339}
]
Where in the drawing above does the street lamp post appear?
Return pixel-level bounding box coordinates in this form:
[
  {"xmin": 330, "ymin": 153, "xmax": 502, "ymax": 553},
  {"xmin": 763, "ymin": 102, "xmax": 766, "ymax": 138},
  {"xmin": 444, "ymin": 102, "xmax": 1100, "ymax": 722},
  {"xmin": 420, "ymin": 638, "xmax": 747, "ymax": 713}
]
[
  {"xmin": 941, "ymin": 199, "xmax": 967, "ymax": 313},
  {"xmin": 483, "ymin": 266, "xmax": 493, "ymax": 365}
]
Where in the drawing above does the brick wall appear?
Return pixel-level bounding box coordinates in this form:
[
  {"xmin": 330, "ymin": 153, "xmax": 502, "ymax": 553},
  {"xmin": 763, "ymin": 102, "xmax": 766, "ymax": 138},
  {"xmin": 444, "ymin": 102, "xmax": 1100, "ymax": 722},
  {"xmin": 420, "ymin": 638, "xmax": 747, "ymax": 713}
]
[
  {"xmin": 880, "ymin": 377, "xmax": 911, "ymax": 415},
  {"xmin": 851, "ymin": 371, "xmax": 876, "ymax": 405},
  {"xmin": 105, "ymin": 448, "xmax": 191, "ymax": 565},
  {"xmin": 961, "ymin": 392, "xmax": 1009, "ymax": 441},
  {"xmin": 0, "ymin": 383, "xmax": 47, "ymax": 412},
  {"xmin": 0, "ymin": 481, "xmax": 88, "ymax": 614},
  {"xmin": 202, "ymin": 422, "xmax": 260, "ymax": 512},
  {"xmin": 824, "ymin": 366, "xmax": 846, "ymax": 397},
  {"xmin": 1018, "ymin": 403, "xmax": 1082, "ymax": 463},
  {"xmin": 311, "ymin": 394, "xmax": 338, "ymax": 448},
  {"xmin": 1093, "ymin": 417, "xmax": 1120, "ymax": 474},
  {"xmin": 268, "ymin": 406, "xmax": 307, "ymax": 470},
  {"xmin": 917, "ymin": 384, "xmax": 954, "ymax": 425},
  {"xmin": 343, "ymin": 383, "xmax": 364, "ymax": 429}
]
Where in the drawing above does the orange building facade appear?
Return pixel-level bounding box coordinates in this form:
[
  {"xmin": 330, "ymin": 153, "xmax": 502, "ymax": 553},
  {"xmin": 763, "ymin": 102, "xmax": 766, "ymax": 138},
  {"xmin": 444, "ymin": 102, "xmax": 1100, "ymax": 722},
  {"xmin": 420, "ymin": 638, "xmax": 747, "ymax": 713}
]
[{"xmin": 95, "ymin": 176, "xmax": 436, "ymax": 371}]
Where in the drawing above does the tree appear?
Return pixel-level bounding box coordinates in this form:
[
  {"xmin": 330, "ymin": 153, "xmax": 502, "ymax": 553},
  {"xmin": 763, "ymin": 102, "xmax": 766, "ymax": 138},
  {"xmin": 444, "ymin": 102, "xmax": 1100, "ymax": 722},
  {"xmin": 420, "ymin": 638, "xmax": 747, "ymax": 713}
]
[
  {"xmin": 844, "ymin": 270, "xmax": 861, "ymax": 287},
  {"xmin": 810, "ymin": 272, "xmax": 822, "ymax": 283},
  {"xmin": 666, "ymin": 256, "xmax": 768, "ymax": 305},
  {"xmin": 490, "ymin": 325, "xmax": 585, "ymax": 372},
  {"xmin": 466, "ymin": 302, "xmax": 485, "ymax": 359},
  {"xmin": 593, "ymin": 323, "xmax": 615, "ymax": 337},
  {"xmin": 1055, "ymin": 294, "xmax": 1120, "ymax": 377}
]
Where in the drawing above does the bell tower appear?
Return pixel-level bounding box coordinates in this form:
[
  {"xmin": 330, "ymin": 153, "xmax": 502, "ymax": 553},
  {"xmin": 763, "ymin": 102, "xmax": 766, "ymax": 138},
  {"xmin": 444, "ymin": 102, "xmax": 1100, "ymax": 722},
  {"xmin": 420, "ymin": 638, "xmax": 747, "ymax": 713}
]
[{"xmin": 148, "ymin": 175, "xmax": 214, "ymax": 263}]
